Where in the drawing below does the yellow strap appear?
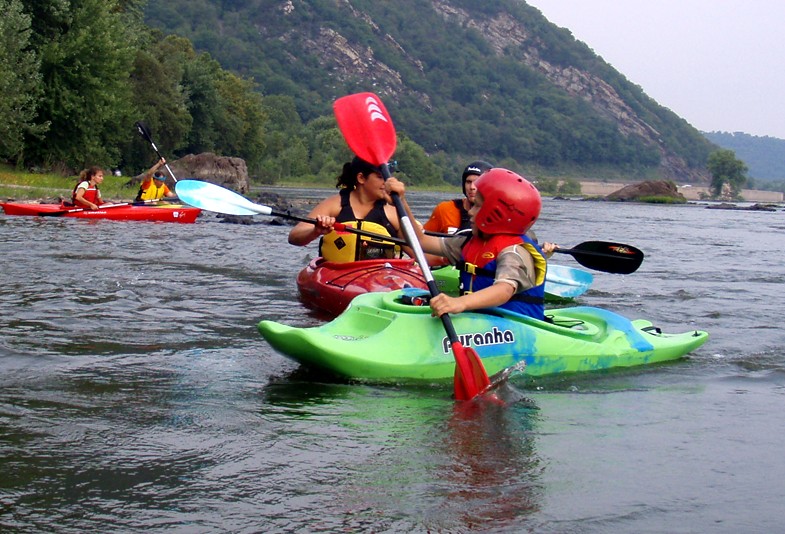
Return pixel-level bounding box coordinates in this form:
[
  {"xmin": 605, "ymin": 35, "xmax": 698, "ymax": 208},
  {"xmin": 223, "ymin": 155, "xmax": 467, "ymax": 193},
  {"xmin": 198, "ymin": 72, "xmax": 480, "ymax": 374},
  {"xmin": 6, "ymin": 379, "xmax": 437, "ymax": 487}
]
[{"xmin": 522, "ymin": 242, "xmax": 548, "ymax": 286}]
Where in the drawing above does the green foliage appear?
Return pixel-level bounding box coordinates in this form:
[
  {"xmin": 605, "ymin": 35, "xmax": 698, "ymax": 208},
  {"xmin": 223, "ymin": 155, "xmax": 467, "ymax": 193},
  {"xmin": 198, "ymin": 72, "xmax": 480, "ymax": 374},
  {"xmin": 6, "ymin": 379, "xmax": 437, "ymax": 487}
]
[
  {"xmin": 707, "ymin": 149, "xmax": 748, "ymax": 199},
  {"xmin": 557, "ymin": 178, "xmax": 582, "ymax": 195},
  {"xmin": 22, "ymin": 0, "xmax": 140, "ymax": 171},
  {"xmin": 704, "ymin": 131, "xmax": 785, "ymax": 188},
  {"xmin": 142, "ymin": 0, "xmax": 713, "ymax": 176},
  {"xmin": 123, "ymin": 41, "xmax": 193, "ymax": 172},
  {"xmin": 637, "ymin": 196, "xmax": 687, "ymax": 204},
  {"xmin": 0, "ymin": 0, "xmax": 44, "ymax": 163},
  {"xmin": 393, "ymin": 134, "xmax": 442, "ymax": 186},
  {"xmin": 533, "ymin": 177, "xmax": 559, "ymax": 195},
  {"xmin": 6, "ymin": 0, "xmax": 723, "ymax": 189},
  {"xmin": 131, "ymin": 36, "xmax": 268, "ymax": 176}
]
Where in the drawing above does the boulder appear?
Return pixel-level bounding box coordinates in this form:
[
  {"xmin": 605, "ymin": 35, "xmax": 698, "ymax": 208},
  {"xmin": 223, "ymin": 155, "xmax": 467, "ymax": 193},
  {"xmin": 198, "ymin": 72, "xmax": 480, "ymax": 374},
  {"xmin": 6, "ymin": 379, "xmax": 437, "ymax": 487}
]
[
  {"xmin": 604, "ymin": 180, "xmax": 686, "ymax": 202},
  {"xmin": 128, "ymin": 152, "xmax": 250, "ymax": 193}
]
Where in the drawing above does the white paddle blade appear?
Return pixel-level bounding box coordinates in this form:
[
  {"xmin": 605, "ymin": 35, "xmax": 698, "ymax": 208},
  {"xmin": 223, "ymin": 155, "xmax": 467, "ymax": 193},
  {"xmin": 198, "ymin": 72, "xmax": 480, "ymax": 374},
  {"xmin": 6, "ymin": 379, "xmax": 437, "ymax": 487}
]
[
  {"xmin": 175, "ymin": 180, "xmax": 272, "ymax": 216},
  {"xmin": 544, "ymin": 264, "xmax": 594, "ymax": 298}
]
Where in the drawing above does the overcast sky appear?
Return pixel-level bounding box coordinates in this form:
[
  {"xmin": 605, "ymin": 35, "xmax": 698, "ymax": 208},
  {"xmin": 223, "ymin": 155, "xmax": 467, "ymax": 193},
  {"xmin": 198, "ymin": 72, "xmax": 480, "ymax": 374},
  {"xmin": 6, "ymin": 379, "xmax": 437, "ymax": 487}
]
[{"xmin": 525, "ymin": 0, "xmax": 785, "ymax": 139}]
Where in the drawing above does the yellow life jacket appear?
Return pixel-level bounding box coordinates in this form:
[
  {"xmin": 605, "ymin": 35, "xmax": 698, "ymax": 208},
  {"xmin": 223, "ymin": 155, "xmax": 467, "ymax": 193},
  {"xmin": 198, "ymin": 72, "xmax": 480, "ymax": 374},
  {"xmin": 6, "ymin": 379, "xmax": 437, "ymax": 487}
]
[
  {"xmin": 137, "ymin": 180, "xmax": 168, "ymax": 201},
  {"xmin": 319, "ymin": 220, "xmax": 401, "ymax": 263}
]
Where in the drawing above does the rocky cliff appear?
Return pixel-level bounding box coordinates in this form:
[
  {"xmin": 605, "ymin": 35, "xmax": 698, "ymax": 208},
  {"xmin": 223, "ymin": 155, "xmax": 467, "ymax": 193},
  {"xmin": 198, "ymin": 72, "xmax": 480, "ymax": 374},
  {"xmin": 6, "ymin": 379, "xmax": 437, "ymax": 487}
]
[{"xmin": 277, "ymin": 0, "xmax": 708, "ymax": 182}]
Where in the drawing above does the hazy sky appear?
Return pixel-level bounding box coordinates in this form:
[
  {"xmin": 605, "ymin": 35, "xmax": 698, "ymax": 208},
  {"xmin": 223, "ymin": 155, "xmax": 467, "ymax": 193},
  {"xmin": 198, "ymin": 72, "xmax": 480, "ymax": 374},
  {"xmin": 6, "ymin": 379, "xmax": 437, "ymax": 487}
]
[{"xmin": 526, "ymin": 0, "xmax": 785, "ymax": 139}]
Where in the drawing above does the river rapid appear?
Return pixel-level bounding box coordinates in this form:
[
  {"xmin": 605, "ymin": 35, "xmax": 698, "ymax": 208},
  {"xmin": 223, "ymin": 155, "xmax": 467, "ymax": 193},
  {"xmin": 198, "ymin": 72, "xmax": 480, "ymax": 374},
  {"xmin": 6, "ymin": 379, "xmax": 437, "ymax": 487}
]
[{"xmin": 1, "ymin": 191, "xmax": 784, "ymax": 533}]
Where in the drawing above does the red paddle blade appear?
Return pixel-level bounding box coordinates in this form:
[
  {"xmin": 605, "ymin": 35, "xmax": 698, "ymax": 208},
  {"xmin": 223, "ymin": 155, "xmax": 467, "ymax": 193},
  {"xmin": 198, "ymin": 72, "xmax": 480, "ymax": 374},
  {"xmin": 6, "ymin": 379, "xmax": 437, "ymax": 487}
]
[
  {"xmin": 451, "ymin": 344, "xmax": 491, "ymax": 401},
  {"xmin": 333, "ymin": 92, "xmax": 397, "ymax": 166}
]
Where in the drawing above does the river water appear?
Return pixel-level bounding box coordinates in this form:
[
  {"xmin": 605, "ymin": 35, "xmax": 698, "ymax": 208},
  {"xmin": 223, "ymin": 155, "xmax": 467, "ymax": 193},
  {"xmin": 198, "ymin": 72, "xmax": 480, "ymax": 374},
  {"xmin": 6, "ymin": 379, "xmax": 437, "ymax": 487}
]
[{"xmin": 1, "ymin": 191, "xmax": 784, "ymax": 533}]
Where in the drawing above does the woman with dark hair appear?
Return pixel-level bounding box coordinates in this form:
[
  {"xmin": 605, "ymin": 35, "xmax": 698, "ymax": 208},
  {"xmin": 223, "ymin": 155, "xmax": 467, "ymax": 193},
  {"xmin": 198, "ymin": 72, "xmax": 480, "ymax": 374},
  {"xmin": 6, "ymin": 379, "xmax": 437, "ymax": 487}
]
[
  {"xmin": 288, "ymin": 156, "xmax": 407, "ymax": 262},
  {"xmin": 72, "ymin": 166, "xmax": 106, "ymax": 209}
]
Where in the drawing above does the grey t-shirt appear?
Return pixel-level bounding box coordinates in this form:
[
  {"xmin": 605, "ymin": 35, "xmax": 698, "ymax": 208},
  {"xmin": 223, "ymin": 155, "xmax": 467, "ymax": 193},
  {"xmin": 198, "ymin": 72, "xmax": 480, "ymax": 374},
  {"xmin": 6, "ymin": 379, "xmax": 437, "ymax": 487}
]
[{"xmin": 440, "ymin": 236, "xmax": 537, "ymax": 293}]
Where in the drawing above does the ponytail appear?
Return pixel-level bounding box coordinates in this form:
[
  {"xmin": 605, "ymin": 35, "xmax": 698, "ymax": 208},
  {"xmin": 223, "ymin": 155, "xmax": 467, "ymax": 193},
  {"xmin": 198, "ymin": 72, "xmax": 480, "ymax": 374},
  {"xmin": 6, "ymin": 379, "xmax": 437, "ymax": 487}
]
[{"xmin": 335, "ymin": 156, "xmax": 381, "ymax": 189}]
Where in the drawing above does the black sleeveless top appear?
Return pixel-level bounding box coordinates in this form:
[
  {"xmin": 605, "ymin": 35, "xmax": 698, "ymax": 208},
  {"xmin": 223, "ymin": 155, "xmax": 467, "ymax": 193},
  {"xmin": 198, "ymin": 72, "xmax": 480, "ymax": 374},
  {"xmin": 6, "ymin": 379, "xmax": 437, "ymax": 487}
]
[{"xmin": 336, "ymin": 188, "xmax": 397, "ymax": 235}]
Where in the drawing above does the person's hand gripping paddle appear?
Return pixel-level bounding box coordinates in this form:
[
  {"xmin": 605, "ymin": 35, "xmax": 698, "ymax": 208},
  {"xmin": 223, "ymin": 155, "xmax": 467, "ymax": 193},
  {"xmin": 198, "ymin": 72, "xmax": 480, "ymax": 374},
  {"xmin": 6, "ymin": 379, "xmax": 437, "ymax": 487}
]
[{"xmin": 333, "ymin": 92, "xmax": 491, "ymax": 401}]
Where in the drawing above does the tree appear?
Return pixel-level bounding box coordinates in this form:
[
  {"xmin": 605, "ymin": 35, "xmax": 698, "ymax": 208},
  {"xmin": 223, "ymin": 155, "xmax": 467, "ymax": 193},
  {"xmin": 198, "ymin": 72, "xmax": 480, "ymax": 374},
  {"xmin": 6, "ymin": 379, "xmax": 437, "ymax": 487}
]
[
  {"xmin": 0, "ymin": 0, "xmax": 45, "ymax": 163},
  {"xmin": 22, "ymin": 0, "xmax": 141, "ymax": 170},
  {"xmin": 707, "ymin": 149, "xmax": 748, "ymax": 199},
  {"xmin": 558, "ymin": 178, "xmax": 582, "ymax": 195},
  {"xmin": 393, "ymin": 134, "xmax": 442, "ymax": 186},
  {"xmin": 123, "ymin": 45, "xmax": 192, "ymax": 173}
]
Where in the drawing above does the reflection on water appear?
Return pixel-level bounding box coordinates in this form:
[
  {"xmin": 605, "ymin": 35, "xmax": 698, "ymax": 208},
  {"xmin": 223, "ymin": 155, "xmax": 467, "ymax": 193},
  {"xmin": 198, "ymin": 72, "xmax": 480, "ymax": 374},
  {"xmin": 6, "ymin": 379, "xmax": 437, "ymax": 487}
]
[{"xmin": 2, "ymin": 196, "xmax": 785, "ymax": 531}]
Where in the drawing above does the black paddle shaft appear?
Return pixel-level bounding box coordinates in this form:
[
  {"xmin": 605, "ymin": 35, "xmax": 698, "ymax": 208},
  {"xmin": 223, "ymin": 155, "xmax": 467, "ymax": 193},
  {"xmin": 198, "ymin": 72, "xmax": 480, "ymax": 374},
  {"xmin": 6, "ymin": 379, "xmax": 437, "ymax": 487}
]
[
  {"xmin": 268, "ymin": 208, "xmax": 409, "ymax": 247},
  {"xmin": 135, "ymin": 121, "xmax": 179, "ymax": 182}
]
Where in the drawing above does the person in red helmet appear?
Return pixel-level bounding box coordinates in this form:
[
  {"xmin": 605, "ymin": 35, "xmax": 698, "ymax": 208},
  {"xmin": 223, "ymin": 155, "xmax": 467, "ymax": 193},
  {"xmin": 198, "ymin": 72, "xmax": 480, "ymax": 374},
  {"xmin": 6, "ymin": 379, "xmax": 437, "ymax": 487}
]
[
  {"xmin": 422, "ymin": 160, "xmax": 492, "ymax": 267},
  {"xmin": 387, "ymin": 168, "xmax": 553, "ymax": 320}
]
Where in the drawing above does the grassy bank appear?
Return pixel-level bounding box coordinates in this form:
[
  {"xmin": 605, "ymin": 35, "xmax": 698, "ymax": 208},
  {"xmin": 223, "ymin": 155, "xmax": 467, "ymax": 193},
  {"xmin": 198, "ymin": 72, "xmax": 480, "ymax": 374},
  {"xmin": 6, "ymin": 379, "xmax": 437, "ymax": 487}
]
[{"xmin": 0, "ymin": 164, "xmax": 137, "ymax": 202}]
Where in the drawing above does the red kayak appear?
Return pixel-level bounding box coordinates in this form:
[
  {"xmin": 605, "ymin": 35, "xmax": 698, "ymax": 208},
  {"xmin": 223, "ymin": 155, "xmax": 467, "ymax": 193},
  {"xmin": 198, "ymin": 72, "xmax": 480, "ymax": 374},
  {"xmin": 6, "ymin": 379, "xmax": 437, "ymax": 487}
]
[
  {"xmin": 0, "ymin": 202, "xmax": 201, "ymax": 223},
  {"xmin": 297, "ymin": 257, "xmax": 428, "ymax": 317},
  {"xmin": 297, "ymin": 257, "xmax": 591, "ymax": 317}
]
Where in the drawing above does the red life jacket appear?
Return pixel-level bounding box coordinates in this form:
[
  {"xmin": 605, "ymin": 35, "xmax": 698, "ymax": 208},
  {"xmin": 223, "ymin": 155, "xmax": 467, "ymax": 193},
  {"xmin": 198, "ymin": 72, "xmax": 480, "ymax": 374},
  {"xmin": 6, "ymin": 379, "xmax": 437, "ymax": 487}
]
[
  {"xmin": 72, "ymin": 181, "xmax": 101, "ymax": 206},
  {"xmin": 458, "ymin": 233, "xmax": 547, "ymax": 319}
]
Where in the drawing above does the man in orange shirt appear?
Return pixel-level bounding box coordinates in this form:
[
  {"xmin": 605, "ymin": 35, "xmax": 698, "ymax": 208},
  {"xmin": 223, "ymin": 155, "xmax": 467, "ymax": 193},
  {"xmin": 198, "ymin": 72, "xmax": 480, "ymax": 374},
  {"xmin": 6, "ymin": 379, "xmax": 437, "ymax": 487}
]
[
  {"xmin": 423, "ymin": 160, "xmax": 493, "ymax": 235},
  {"xmin": 422, "ymin": 161, "xmax": 492, "ymax": 266}
]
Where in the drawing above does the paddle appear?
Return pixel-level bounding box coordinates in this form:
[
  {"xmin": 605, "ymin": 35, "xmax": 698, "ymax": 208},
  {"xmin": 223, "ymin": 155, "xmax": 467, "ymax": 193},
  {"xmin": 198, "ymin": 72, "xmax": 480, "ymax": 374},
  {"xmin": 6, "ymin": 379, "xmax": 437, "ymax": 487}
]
[
  {"xmin": 135, "ymin": 121, "xmax": 179, "ymax": 182},
  {"xmin": 553, "ymin": 241, "xmax": 644, "ymax": 275},
  {"xmin": 132, "ymin": 197, "xmax": 182, "ymax": 206},
  {"xmin": 38, "ymin": 203, "xmax": 130, "ymax": 217},
  {"xmin": 424, "ymin": 231, "xmax": 643, "ymax": 275},
  {"xmin": 333, "ymin": 92, "xmax": 490, "ymax": 401},
  {"xmin": 174, "ymin": 179, "xmax": 409, "ymax": 245}
]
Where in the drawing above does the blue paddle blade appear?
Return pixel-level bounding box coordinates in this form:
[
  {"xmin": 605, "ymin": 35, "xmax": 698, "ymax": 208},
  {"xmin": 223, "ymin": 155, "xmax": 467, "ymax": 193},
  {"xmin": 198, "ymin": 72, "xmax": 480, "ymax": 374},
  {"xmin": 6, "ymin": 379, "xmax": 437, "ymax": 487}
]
[
  {"xmin": 544, "ymin": 264, "xmax": 594, "ymax": 298},
  {"xmin": 175, "ymin": 180, "xmax": 270, "ymax": 216}
]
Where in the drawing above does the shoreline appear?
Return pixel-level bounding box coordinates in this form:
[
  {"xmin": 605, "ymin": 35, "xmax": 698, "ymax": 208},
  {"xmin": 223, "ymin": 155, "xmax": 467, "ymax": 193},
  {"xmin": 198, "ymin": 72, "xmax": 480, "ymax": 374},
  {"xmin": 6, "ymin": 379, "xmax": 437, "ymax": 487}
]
[{"xmin": 578, "ymin": 181, "xmax": 784, "ymax": 202}]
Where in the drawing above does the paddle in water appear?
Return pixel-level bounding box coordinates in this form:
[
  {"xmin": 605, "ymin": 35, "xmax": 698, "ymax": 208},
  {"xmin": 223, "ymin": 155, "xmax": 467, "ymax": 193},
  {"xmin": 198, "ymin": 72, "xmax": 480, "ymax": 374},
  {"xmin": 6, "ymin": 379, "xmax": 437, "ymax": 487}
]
[{"xmin": 333, "ymin": 92, "xmax": 491, "ymax": 401}]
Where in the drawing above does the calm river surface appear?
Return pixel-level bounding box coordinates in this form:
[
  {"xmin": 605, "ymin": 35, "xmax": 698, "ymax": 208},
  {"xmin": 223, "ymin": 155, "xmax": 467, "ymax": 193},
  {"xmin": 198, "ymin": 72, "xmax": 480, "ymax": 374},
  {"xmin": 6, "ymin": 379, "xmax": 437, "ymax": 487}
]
[{"xmin": 2, "ymin": 190, "xmax": 785, "ymax": 533}]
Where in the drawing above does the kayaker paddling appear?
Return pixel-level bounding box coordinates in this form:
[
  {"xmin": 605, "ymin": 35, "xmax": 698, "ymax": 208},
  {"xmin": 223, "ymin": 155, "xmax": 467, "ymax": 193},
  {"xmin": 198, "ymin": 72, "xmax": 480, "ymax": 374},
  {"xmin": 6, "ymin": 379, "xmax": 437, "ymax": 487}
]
[
  {"xmin": 421, "ymin": 160, "xmax": 493, "ymax": 266},
  {"xmin": 288, "ymin": 156, "xmax": 410, "ymax": 261},
  {"xmin": 387, "ymin": 168, "xmax": 556, "ymax": 321},
  {"xmin": 135, "ymin": 158, "xmax": 177, "ymax": 202}
]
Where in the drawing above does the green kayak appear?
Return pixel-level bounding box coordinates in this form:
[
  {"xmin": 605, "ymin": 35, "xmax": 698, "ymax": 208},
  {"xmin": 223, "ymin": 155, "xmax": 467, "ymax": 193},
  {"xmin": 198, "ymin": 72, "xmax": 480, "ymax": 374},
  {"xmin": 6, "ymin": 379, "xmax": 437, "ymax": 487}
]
[{"xmin": 258, "ymin": 290, "xmax": 709, "ymax": 382}]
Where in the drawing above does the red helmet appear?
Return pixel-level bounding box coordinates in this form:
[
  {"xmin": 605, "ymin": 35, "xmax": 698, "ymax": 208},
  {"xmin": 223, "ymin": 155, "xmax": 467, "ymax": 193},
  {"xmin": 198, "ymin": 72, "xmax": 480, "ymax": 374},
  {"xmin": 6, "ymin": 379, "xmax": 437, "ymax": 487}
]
[{"xmin": 474, "ymin": 168, "xmax": 541, "ymax": 235}]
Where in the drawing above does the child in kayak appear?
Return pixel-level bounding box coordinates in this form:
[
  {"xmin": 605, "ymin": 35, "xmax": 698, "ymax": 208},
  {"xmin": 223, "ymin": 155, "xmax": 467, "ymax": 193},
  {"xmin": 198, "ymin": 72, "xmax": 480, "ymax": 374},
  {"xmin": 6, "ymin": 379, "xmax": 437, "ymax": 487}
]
[
  {"xmin": 387, "ymin": 168, "xmax": 553, "ymax": 321},
  {"xmin": 72, "ymin": 166, "xmax": 106, "ymax": 209}
]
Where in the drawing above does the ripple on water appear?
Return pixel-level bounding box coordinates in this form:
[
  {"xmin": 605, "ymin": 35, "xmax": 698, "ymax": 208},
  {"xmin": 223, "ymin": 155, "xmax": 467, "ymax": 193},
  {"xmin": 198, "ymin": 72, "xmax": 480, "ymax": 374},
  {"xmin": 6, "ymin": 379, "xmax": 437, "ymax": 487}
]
[{"xmin": 3, "ymin": 198, "xmax": 785, "ymax": 532}]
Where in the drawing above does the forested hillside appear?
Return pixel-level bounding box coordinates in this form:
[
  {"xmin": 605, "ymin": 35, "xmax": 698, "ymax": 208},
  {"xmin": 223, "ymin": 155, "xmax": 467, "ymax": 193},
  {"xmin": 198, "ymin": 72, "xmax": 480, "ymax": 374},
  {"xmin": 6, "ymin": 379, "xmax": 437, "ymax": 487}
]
[
  {"xmin": 703, "ymin": 131, "xmax": 785, "ymax": 189},
  {"xmin": 144, "ymin": 0, "xmax": 715, "ymax": 183},
  {"xmin": 2, "ymin": 0, "xmax": 721, "ymax": 188}
]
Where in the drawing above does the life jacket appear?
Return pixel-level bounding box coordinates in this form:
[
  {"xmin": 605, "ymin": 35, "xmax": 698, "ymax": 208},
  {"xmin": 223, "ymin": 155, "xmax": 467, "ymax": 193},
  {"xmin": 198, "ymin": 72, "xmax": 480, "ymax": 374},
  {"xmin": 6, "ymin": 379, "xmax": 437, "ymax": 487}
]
[
  {"xmin": 72, "ymin": 181, "xmax": 101, "ymax": 206},
  {"xmin": 319, "ymin": 189, "xmax": 401, "ymax": 262},
  {"xmin": 457, "ymin": 233, "xmax": 547, "ymax": 319},
  {"xmin": 136, "ymin": 179, "xmax": 169, "ymax": 201}
]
